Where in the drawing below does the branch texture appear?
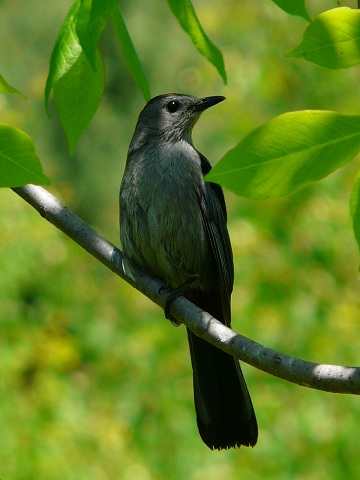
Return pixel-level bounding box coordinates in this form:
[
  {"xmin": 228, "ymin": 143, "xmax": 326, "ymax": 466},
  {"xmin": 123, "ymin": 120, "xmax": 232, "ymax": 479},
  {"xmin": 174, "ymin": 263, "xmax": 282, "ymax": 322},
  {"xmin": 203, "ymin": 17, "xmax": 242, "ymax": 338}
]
[{"xmin": 12, "ymin": 184, "xmax": 360, "ymax": 395}]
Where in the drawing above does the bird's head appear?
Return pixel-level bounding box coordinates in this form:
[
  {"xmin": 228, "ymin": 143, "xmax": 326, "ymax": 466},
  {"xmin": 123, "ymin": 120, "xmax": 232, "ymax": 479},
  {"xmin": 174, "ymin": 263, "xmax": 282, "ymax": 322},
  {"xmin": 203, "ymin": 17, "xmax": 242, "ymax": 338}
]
[{"xmin": 133, "ymin": 93, "xmax": 225, "ymax": 144}]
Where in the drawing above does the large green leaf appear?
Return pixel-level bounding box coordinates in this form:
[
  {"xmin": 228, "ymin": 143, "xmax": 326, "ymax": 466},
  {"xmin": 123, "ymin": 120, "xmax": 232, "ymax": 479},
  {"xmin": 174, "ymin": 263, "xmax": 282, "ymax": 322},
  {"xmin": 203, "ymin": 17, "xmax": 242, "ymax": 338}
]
[
  {"xmin": 0, "ymin": 124, "xmax": 50, "ymax": 187},
  {"xmin": 167, "ymin": 0, "xmax": 227, "ymax": 84},
  {"xmin": 206, "ymin": 111, "xmax": 360, "ymax": 200},
  {"xmin": 270, "ymin": 0, "xmax": 311, "ymax": 22},
  {"xmin": 76, "ymin": 0, "xmax": 118, "ymax": 68},
  {"xmin": 0, "ymin": 75, "xmax": 26, "ymax": 98},
  {"xmin": 287, "ymin": 7, "xmax": 360, "ymax": 69},
  {"xmin": 53, "ymin": 49, "xmax": 105, "ymax": 155},
  {"xmin": 350, "ymin": 172, "xmax": 360, "ymax": 252},
  {"xmin": 111, "ymin": 6, "xmax": 151, "ymax": 101},
  {"xmin": 45, "ymin": 0, "xmax": 82, "ymax": 110}
]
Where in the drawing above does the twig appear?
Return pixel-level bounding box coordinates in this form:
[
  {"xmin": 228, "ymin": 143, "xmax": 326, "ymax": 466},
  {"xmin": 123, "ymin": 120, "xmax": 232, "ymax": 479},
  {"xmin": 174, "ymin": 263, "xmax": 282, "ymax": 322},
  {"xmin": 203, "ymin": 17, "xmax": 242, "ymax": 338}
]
[{"xmin": 12, "ymin": 184, "xmax": 360, "ymax": 394}]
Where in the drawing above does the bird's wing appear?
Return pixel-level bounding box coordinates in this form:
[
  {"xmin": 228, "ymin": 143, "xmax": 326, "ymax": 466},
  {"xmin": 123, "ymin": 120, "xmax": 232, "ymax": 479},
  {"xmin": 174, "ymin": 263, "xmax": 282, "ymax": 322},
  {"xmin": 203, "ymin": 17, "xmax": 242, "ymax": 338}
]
[{"xmin": 198, "ymin": 153, "xmax": 234, "ymax": 324}]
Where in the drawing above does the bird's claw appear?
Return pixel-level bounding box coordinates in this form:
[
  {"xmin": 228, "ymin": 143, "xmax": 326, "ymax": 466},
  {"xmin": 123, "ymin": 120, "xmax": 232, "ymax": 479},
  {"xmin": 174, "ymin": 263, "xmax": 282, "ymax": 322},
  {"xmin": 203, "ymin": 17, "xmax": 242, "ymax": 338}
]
[{"xmin": 159, "ymin": 277, "xmax": 197, "ymax": 325}]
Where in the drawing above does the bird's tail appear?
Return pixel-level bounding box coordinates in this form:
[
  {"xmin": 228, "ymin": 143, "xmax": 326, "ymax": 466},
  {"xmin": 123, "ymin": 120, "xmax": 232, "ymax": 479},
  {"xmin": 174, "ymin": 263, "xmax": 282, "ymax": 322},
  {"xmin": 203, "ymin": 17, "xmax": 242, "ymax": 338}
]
[{"xmin": 187, "ymin": 329, "xmax": 258, "ymax": 450}]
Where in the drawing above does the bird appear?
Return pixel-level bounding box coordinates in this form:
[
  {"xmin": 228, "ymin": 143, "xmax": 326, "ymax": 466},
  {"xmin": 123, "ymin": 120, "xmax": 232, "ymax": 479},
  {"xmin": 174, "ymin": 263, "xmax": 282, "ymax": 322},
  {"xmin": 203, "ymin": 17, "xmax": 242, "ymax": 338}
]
[{"xmin": 119, "ymin": 93, "xmax": 258, "ymax": 450}]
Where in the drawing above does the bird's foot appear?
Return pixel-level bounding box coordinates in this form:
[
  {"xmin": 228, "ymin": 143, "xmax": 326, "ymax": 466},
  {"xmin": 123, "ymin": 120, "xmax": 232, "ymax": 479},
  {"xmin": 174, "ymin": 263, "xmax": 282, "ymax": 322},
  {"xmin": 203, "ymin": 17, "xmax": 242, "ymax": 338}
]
[{"xmin": 159, "ymin": 277, "xmax": 197, "ymax": 324}]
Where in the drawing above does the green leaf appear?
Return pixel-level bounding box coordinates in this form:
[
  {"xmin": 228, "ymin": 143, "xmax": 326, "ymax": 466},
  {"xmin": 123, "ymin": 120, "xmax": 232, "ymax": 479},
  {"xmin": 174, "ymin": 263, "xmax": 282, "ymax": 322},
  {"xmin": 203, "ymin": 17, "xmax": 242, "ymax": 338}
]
[
  {"xmin": 0, "ymin": 75, "xmax": 26, "ymax": 98},
  {"xmin": 206, "ymin": 111, "xmax": 360, "ymax": 200},
  {"xmin": 270, "ymin": 0, "xmax": 311, "ymax": 22},
  {"xmin": 76, "ymin": 0, "xmax": 118, "ymax": 68},
  {"xmin": 111, "ymin": 6, "xmax": 151, "ymax": 101},
  {"xmin": 350, "ymin": 172, "xmax": 360, "ymax": 252},
  {"xmin": 286, "ymin": 7, "xmax": 360, "ymax": 69},
  {"xmin": 53, "ymin": 49, "xmax": 105, "ymax": 155},
  {"xmin": 46, "ymin": 0, "xmax": 108, "ymax": 149},
  {"xmin": 45, "ymin": 0, "xmax": 82, "ymax": 110},
  {"xmin": 0, "ymin": 123, "xmax": 50, "ymax": 187},
  {"xmin": 167, "ymin": 0, "xmax": 227, "ymax": 84}
]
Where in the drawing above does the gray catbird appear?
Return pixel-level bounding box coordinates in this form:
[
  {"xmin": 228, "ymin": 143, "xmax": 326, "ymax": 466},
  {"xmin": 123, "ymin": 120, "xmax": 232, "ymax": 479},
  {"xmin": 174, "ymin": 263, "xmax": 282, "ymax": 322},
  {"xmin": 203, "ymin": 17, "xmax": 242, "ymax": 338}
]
[{"xmin": 119, "ymin": 93, "xmax": 258, "ymax": 450}]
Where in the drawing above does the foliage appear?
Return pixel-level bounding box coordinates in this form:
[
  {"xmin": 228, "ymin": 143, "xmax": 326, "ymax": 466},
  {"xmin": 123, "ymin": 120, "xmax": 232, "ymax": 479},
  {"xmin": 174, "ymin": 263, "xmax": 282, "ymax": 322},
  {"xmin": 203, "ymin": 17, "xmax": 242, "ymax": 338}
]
[
  {"xmin": 207, "ymin": 111, "xmax": 360, "ymax": 199},
  {"xmin": 1, "ymin": 0, "xmax": 360, "ymax": 479},
  {"xmin": 167, "ymin": 0, "xmax": 227, "ymax": 83},
  {"xmin": 111, "ymin": 6, "xmax": 151, "ymax": 101},
  {"xmin": 0, "ymin": 74, "xmax": 26, "ymax": 98},
  {"xmin": 287, "ymin": 7, "xmax": 360, "ymax": 68},
  {"xmin": 0, "ymin": 124, "xmax": 49, "ymax": 186},
  {"xmin": 270, "ymin": 0, "xmax": 311, "ymax": 21},
  {"xmin": 2, "ymin": 0, "xmax": 360, "ymax": 249}
]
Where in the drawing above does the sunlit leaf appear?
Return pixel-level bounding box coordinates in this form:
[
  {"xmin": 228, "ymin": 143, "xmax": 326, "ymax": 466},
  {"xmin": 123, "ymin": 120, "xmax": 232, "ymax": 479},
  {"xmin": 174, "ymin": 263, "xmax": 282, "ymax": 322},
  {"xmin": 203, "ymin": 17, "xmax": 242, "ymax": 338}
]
[
  {"xmin": 270, "ymin": 0, "xmax": 311, "ymax": 21},
  {"xmin": 45, "ymin": 0, "xmax": 82, "ymax": 110},
  {"xmin": 76, "ymin": 0, "xmax": 118, "ymax": 68},
  {"xmin": 0, "ymin": 75, "xmax": 26, "ymax": 98},
  {"xmin": 207, "ymin": 111, "xmax": 360, "ymax": 199},
  {"xmin": 167, "ymin": 0, "xmax": 227, "ymax": 84},
  {"xmin": 350, "ymin": 172, "xmax": 360, "ymax": 252},
  {"xmin": 53, "ymin": 49, "xmax": 105, "ymax": 155},
  {"xmin": 111, "ymin": 6, "xmax": 151, "ymax": 101},
  {"xmin": 0, "ymin": 124, "xmax": 50, "ymax": 187},
  {"xmin": 286, "ymin": 7, "xmax": 360, "ymax": 69}
]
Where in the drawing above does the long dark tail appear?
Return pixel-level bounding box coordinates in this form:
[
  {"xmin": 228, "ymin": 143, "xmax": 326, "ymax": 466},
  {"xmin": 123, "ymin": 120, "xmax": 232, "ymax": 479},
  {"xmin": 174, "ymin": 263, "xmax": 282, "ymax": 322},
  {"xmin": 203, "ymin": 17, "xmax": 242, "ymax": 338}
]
[
  {"xmin": 187, "ymin": 330, "xmax": 258, "ymax": 449},
  {"xmin": 186, "ymin": 287, "xmax": 258, "ymax": 449}
]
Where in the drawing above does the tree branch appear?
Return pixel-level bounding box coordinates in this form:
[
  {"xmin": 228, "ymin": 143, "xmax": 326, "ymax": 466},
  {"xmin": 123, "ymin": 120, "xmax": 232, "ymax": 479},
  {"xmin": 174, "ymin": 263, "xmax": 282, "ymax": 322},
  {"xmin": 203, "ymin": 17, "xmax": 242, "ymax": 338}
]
[{"xmin": 12, "ymin": 184, "xmax": 360, "ymax": 395}]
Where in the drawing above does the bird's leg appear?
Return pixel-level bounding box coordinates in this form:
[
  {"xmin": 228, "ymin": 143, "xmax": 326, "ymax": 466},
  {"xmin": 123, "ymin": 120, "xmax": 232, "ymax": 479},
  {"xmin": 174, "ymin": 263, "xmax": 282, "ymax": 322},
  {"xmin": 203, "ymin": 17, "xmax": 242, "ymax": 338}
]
[{"xmin": 159, "ymin": 276, "xmax": 197, "ymax": 323}]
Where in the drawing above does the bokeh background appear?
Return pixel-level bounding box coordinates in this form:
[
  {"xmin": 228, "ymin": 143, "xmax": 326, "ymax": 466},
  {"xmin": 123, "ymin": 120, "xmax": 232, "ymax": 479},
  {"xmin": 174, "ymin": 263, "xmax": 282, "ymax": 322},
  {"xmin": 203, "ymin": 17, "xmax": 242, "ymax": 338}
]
[{"xmin": 1, "ymin": 0, "xmax": 360, "ymax": 478}]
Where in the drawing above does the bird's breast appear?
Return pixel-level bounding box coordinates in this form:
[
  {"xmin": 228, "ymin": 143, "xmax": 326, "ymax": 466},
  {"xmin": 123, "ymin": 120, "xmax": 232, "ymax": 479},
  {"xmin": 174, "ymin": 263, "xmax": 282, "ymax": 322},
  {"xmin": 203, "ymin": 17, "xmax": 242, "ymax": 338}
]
[{"xmin": 121, "ymin": 143, "xmax": 211, "ymax": 287}]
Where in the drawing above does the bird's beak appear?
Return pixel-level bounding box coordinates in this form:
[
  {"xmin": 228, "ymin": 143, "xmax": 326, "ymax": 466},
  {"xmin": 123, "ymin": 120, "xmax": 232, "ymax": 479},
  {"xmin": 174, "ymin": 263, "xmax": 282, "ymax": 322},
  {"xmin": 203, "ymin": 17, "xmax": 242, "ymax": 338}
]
[{"xmin": 190, "ymin": 96, "xmax": 225, "ymax": 112}]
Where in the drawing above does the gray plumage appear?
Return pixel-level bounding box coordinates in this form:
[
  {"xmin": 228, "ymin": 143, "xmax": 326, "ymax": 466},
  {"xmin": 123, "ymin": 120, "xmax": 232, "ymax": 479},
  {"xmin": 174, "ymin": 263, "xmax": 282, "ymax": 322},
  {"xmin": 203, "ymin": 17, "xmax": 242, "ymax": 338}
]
[{"xmin": 120, "ymin": 93, "xmax": 258, "ymax": 449}]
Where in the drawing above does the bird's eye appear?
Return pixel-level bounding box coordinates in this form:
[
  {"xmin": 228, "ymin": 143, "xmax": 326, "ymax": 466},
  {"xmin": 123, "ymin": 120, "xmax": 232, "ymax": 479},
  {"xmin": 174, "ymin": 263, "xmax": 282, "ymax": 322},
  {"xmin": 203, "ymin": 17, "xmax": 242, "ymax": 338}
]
[{"xmin": 166, "ymin": 100, "xmax": 180, "ymax": 113}]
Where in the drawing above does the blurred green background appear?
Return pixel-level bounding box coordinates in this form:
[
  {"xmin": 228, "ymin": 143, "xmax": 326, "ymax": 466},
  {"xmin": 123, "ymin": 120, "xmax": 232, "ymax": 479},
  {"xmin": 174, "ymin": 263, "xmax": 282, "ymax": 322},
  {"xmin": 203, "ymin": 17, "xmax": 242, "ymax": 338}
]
[{"xmin": 1, "ymin": 0, "xmax": 360, "ymax": 478}]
